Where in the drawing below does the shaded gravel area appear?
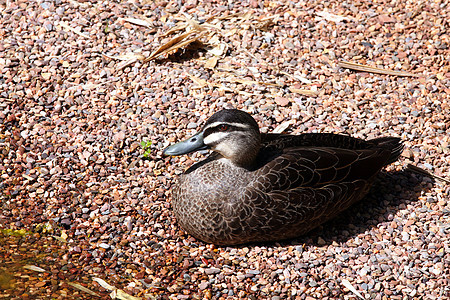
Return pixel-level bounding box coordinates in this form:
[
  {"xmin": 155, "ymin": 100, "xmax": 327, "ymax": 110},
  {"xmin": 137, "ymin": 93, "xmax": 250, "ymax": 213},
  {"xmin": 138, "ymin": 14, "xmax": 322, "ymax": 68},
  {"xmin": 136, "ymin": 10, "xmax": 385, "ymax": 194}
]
[{"xmin": 1, "ymin": 0, "xmax": 449, "ymax": 299}]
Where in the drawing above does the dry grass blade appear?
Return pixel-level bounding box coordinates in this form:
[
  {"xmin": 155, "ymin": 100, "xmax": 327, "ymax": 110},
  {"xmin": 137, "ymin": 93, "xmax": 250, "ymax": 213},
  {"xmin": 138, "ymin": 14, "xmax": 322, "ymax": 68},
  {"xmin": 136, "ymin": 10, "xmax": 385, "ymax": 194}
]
[
  {"xmin": 102, "ymin": 53, "xmax": 146, "ymax": 61},
  {"xmin": 407, "ymin": 164, "xmax": 450, "ymax": 184},
  {"xmin": 213, "ymin": 12, "xmax": 247, "ymax": 21},
  {"xmin": 317, "ymin": 10, "xmax": 353, "ymax": 22},
  {"xmin": 160, "ymin": 23, "xmax": 189, "ymax": 37},
  {"xmin": 338, "ymin": 61, "xmax": 420, "ymax": 77},
  {"xmin": 67, "ymin": 282, "xmax": 100, "ymax": 297},
  {"xmin": 232, "ymin": 78, "xmax": 281, "ymax": 87},
  {"xmin": 341, "ymin": 279, "xmax": 365, "ymax": 300},
  {"xmin": 289, "ymin": 87, "xmax": 318, "ymax": 96},
  {"xmin": 59, "ymin": 22, "xmax": 91, "ymax": 39},
  {"xmin": 116, "ymin": 58, "xmax": 143, "ymax": 70}
]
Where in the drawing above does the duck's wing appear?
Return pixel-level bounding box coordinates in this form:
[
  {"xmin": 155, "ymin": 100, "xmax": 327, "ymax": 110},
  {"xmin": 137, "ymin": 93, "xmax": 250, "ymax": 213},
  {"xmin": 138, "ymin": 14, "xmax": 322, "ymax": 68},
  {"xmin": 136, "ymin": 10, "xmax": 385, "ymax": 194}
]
[
  {"xmin": 261, "ymin": 133, "xmax": 403, "ymax": 165},
  {"xmin": 234, "ymin": 147, "xmax": 393, "ymax": 242},
  {"xmin": 253, "ymin": 146, "xmax": 393, "ymax": 190},
  {"xmin": 237, "ymin": 179, "xmax": 370, "ymax": 241}
]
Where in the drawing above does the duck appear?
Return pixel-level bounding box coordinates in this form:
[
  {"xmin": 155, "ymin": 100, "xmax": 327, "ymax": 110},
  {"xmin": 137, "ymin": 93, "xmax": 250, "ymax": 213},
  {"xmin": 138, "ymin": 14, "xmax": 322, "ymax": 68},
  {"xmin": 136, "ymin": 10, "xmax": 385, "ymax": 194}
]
[{"xmin": 163, "ymin": 109, "xmax": 403, "ymax": 245}]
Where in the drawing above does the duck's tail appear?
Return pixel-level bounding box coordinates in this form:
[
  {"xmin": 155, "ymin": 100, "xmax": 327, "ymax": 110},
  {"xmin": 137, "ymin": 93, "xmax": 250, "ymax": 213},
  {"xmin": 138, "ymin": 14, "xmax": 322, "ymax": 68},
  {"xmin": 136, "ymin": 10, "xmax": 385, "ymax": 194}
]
[{"xmin": 370, "ymin": 137, "xmax": 404, "ymax": 165}]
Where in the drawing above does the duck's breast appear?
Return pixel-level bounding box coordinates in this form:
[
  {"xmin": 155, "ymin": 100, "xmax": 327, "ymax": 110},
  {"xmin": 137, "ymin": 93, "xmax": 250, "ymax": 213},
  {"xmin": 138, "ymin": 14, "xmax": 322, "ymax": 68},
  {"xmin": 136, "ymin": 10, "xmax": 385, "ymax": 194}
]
[{"xmin": 172, "ymin": 159, "xmax": 251, "ymax": 243}]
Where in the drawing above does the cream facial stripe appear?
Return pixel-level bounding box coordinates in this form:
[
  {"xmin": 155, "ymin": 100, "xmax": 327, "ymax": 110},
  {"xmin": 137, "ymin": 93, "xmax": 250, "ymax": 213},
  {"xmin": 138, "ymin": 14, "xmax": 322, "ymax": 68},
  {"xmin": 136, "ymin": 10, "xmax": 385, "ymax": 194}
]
[
  {"xmin": 203, "ymin": 131, "xmax": 230, "ymax": 145},
  {"xmin": 203, "ymin": 122, "xmax": 251, "ymax": 131}
]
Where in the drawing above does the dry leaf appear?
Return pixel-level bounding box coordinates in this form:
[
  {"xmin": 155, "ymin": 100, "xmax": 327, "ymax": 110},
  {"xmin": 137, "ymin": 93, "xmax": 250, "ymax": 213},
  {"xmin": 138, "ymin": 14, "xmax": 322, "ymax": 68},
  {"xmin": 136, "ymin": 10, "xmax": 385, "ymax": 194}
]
[
  {"xmin": 23, "ymin": 265, "xmax": 47, "ymax": 273},
  {"xmin": 273, "ymin": 121, "xmax": 292, "ymax": 133},
  {"xmin": 181, "ymin": 12, "xmax": 204, "ymax": 32},
  {"xmin": 187, "ymin": 73, "xmax": 209, "ymax": 88},
  {"xmin": 338, "ymin": 61, "xmax": 420, "ymax": 77},
  {"xmin": 92, "ymin": 277, "xmax": 116, "ymax": 291},
  {"xmin": 204, "ymin": 57, "xmax": 218, "ymax": 69},
  {"xmin": 207, "ymin": 43, "xmax": 228, "ymax": 57},
  {"xmin": 146, "ymin": 31, "xmax": 195, "ymax": 61},
  {"xmin": 161, "ymin": 23, "xmax": 188, "ymax": 37},
  {"xmin": 67, "ymin": 282, "xmax": 100, "ymax": 297},
  {"xmin": 145, "ymin": 30, "xmax": 206, "ymax": 62},
  {"xmin": 93, "ymin": 278, "xmax": 141, "ymax": 300},
  {"xmin": 115, "ymin": 289, "xmax": 142, "ymax": 300},
  {"xmin": 122, "ymin": 17, "xmax": 151, "ymax": 28}
]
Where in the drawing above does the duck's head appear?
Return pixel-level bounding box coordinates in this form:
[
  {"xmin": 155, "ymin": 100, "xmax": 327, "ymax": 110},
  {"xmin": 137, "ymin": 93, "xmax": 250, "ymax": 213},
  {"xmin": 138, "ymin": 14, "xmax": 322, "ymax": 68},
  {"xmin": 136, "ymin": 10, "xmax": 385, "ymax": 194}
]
[{"xmin": 163, "ymin": 109, "xmax": 261, "ymax": 168}]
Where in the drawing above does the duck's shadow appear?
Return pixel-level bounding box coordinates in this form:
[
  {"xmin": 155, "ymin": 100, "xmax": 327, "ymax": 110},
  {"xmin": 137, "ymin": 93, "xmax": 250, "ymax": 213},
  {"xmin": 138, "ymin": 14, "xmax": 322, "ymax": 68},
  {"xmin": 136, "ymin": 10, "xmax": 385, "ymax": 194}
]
[{"xmin": 235, "ymin": 169, "xmax": 432, "ymax": 249}]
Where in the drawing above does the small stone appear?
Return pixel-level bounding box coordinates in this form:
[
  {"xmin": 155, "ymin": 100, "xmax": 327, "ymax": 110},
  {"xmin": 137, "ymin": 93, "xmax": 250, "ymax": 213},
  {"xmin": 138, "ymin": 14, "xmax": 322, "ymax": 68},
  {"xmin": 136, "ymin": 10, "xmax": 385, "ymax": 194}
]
[
  {"xmin": 205, "ymin": 267, "xmax": 220, "ymax": 275},
  {"xmin": 99, "ymin": 243, "xmax": 110, "ymax": 249},
  {"xmin": 378, "ymin": 14, "xmax": 396, "ymax": 24},
  {"xmin": 275, "ymin": 97, "xmax": 290, "ymax": 107},
  {"xmin": 198, "ymin": 281, "xmax": 209, "ymax": 290}
]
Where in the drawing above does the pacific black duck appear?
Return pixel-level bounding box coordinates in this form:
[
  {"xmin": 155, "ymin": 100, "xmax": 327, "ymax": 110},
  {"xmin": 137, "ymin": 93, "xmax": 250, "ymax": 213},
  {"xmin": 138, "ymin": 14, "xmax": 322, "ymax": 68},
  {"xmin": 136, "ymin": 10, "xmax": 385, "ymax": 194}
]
[{"xmin": 164, "ymin": 109, "xmax": 403, "ymax": 245}]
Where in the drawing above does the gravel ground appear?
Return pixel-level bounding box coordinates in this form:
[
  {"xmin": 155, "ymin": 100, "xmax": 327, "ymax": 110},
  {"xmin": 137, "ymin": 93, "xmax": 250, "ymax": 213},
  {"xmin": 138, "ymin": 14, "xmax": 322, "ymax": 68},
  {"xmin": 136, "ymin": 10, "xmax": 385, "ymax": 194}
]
[{"xmin": 1, "ymin": 0, "xmax": 449, "ymax": 299}]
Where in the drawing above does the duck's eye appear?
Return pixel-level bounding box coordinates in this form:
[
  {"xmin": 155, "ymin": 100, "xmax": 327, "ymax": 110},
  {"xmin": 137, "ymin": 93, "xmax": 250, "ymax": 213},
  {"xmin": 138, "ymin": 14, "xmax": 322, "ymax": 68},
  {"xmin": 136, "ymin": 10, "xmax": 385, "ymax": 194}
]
[{"xmin": 218, "ymin": 124, "xmax": 229, "ymax": 131}]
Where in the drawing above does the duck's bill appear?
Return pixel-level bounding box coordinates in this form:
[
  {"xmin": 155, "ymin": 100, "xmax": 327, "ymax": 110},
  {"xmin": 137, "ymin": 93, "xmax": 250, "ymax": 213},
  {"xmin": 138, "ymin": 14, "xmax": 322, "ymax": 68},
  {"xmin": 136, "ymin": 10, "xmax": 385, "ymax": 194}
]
[{"xmin": 163, "ymin": 132, "xmax": 208, "ymax": 156}]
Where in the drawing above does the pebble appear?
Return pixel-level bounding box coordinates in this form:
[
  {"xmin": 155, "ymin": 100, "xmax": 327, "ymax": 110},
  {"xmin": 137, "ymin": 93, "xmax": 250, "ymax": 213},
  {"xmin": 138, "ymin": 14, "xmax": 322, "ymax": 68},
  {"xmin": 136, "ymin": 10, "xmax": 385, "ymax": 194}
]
[
  {"xmin": 1, "ymin": 0, "xmax": 448, "ymax": 299},
  {"xmin": 205, "ymin": 267, "xmax": 221, "ymax": 275}
]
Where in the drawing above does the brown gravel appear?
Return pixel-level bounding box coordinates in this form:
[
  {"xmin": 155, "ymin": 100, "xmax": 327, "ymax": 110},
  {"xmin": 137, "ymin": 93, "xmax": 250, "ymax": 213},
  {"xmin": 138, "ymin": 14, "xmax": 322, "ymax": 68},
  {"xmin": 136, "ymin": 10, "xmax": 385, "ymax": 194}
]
[{"xmin": 1, "ymin": 0, "xmax": 449, "ymax": 299}]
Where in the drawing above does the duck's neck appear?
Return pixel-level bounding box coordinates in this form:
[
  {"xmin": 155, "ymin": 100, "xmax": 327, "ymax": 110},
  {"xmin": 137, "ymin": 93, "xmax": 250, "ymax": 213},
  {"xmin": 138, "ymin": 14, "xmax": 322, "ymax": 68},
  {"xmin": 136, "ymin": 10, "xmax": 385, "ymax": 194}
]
[{"xmin": 218, "ymin": 140, "xmax": 261, "ymax": 169}]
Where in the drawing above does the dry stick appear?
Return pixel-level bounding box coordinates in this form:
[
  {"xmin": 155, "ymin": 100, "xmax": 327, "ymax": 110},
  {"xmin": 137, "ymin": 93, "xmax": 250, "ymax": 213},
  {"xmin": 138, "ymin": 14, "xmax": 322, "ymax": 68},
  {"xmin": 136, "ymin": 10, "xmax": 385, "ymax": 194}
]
[
  {"xmin": 338, "ymin": 61, "xmax": 420, "ymax": 77},
  {"xmin": 407, "ymin": 164, "xmax": 450, "ymax": 184}
]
